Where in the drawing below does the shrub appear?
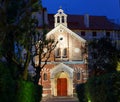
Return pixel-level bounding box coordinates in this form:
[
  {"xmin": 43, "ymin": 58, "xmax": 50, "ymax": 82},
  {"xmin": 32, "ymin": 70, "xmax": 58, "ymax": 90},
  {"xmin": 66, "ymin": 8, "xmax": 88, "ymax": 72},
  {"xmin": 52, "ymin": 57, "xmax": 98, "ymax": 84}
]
[
  {"xmin": 76, "ymin": 83, "xmax": 87, "ymax": 102},
  {"xmin": 0, "ymin": 62, "xmax": 16, "ymax": 102},
  {"xmin": 86, "ymin": 72, "xmax": 120, "ymax": 102},
  {"xmin": 16, "ymin": 79, "xmax": 42, "ymax": 102}
]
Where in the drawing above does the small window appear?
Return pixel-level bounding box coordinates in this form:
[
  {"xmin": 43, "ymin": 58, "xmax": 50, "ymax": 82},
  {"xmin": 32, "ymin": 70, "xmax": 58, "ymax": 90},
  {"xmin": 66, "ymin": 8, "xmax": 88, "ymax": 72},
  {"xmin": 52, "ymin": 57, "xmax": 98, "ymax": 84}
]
[
  {"xmin": 63, "ymin": 48, "xmax": 67, "ymax": 57},
  {"xmin": 106, "ymin": 32, "xmax": 110, "ymax": 37},
  {"xmin": 81, "ymin": 31, "xmax": 85, "ymax": 36},
  {"xmin": 92, "ymin": 32, "xmax": 97, "ymax": 37},
  {"xmin": 59, "ymin": 12, "xmax": 62, "ymax": 14},
  {"xmin": 60, "ymin": 37, "xmax": 63, "ymax": 41},
  {"xmin": 43, "ymin": 73, "xmax": 47, "ymax": 81},
  {"xmin": 77, "ymin": 72, "xmax": 80, "ymax": 80},
  {"xmin": 55, "ymin": 48, "xmax": 61, "ymax": 57}
]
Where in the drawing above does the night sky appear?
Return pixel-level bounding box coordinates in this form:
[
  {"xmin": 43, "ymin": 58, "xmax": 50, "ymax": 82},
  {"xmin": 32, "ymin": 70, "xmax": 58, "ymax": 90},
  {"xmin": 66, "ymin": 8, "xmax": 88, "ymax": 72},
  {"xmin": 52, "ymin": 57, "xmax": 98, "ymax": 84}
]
[{"xmin": 42, "ymin": 0, "xmax": 120, "ymax": 24}]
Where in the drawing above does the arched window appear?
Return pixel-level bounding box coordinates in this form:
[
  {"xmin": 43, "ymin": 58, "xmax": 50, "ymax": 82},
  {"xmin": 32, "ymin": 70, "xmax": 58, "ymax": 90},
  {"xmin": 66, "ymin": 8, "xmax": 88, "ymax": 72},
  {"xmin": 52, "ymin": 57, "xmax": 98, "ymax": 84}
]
[
  {"xmin": 63, "ymin": 48, "xmax": 67, "ymax": 57},
  {"xmin": 77, "ymin": 72, "xmax": 80, "ymax": 80},
  {"xmin": 57, "ymin": 16, "xmax": 60, "ymax": 23},
  {"xmin": 62, "ymin": 16, "xmax": 64, "ymax": 23},
  {"xmin": 43, "ymin": 73, "xmax": 47, "ymax": 80},
  {"xmin": 55, "ymin": 48, "xmax": 61, "ymax": 57}
]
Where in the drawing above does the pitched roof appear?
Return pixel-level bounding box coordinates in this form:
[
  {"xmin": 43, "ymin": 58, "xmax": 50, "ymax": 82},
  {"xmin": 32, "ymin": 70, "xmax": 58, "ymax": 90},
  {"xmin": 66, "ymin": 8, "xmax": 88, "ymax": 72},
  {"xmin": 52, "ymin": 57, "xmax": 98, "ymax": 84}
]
[{"xmin": 47, "ymin": 14, "xmax": 120, "ymax": 30}]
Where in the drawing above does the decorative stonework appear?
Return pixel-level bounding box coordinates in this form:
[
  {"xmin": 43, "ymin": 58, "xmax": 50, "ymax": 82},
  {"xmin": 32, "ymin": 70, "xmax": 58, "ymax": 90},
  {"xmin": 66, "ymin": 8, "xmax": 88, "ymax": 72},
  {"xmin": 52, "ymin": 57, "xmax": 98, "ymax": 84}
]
[
  {"xmin": 50, "ymin": 63, "xmax": 73, "ymax": 78},
  {"xmin": 50, "ymin": 63, "xmax": 74, "ymax": 96}
]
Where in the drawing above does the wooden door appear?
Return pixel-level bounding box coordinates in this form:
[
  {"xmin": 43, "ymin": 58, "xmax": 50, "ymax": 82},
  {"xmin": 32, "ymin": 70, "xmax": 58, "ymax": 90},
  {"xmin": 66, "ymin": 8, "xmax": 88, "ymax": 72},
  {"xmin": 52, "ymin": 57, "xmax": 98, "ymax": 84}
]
[{"xmin": 57, "ymin": 78, "xmax": 67, "ymax": 96}]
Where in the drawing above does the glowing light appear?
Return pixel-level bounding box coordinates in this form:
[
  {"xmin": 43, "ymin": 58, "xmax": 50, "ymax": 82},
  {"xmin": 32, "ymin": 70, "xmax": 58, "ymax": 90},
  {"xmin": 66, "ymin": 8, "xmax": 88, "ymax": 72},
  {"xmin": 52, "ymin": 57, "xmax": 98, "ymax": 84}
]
[
  {"xmin": 74, "ymin": 48, "xmax": 80, "ymax": 53},
  {"xmin": 88, "ymin": 100, "xmax": 91, "ymax": 102}
]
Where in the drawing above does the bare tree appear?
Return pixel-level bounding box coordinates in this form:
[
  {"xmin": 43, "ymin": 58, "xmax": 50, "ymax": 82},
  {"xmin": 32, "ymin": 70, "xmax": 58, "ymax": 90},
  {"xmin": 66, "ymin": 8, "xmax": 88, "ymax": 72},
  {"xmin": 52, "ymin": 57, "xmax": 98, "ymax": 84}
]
[
  {"xmin": 0, "ymin": 0, "xmax": 58, "ymax": 85},
  {"xmin": 31, "ymin": 33, "xmax": 58, "ymax": 84}
]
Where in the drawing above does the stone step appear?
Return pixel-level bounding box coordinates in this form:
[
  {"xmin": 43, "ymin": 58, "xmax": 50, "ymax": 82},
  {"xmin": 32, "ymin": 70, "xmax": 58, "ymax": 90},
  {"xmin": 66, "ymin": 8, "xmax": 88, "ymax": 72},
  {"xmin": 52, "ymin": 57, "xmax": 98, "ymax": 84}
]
[{"xmin": 43, "ymin": 96, "xmax": 79, "ymax": 102}]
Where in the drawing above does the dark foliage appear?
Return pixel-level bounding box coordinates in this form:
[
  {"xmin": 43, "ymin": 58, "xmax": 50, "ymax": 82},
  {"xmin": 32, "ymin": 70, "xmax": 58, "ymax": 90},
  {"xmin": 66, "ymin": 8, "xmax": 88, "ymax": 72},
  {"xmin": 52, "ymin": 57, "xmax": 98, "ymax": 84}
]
[
  {"xmin": 0, "ymin": 62, "xmax": 16, "ymax": 102},
  {"xmin": 76, "ymin": 84, "xmax": 87, "ymax": 102},
  {"xmin": 16, "ymin": 79, "xmax": 43, "ymax": 102},
  {"xmin": 89, "ymin": 38, "xmax": 120, "ymax": 76},
  {"xmin": 0, "ymin": 1, "xmax": 43, "ymax": 102},
  {"xmin": 86, "ymin": 72, "xmax": 120, "ymax": 102}
]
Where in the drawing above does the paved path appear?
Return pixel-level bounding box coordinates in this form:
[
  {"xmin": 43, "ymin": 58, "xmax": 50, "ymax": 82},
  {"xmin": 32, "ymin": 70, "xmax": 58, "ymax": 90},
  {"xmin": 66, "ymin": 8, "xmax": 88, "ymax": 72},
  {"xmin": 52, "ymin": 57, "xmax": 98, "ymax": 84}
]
[{"xmin": 43, "ymin": 96, "xmax": 79, "ymax": 102}]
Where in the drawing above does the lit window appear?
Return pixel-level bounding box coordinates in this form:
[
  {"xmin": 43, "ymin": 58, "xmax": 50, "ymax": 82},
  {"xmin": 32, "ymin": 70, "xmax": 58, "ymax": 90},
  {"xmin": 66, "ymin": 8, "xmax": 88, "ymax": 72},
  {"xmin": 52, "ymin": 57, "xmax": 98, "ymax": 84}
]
[
  {"xmin": 43, "ymin": 73, "xmax": 47, "ymax": 81},
  {"xmin": 77, "ymin": 72, "xmax": 80, "ymax": 80}
]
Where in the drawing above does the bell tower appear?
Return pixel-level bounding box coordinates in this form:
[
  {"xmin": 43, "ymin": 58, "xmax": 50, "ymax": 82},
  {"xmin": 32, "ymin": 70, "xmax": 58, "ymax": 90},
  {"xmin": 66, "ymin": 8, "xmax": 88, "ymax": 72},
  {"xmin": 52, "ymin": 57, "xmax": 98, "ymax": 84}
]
[{"xmin": 54, "ymin": 7, "xmax": 67, "ymax": 27}]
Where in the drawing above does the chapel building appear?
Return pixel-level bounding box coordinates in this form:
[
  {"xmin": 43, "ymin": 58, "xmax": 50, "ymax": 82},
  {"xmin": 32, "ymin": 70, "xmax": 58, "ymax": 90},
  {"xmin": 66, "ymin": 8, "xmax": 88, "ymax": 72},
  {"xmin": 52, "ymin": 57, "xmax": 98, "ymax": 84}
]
[
  {"xmin": 33, "ymin": 8, "xmax": 120, "ymax": 97},
  {"xmin": 37, "ymin": 8, "xmax": 88, "ymax": 97}
]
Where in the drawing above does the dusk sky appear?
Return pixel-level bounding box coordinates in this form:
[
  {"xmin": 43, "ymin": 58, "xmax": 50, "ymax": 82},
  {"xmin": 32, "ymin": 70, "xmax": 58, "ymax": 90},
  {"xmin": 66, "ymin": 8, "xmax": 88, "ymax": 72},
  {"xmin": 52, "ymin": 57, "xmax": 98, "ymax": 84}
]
[{"xmin": 42, "ymin": 0, "xmax": 120, "ymax": 24}]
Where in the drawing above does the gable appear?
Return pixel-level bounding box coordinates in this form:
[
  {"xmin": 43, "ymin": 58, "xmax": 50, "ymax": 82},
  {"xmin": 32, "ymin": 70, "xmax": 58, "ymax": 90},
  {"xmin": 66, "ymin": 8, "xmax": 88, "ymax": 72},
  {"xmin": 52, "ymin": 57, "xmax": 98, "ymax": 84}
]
[{"xmin": 46, "ymin": 24, "xmax": 86, "ymax": 43}]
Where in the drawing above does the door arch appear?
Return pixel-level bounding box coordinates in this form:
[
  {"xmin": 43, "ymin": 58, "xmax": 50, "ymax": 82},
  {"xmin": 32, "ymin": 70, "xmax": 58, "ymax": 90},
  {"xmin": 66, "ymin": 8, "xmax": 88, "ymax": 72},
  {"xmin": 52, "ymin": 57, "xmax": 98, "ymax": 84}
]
[{"xmin": 50, "ymin": 63, "xmax": 74, "ymax": 96}]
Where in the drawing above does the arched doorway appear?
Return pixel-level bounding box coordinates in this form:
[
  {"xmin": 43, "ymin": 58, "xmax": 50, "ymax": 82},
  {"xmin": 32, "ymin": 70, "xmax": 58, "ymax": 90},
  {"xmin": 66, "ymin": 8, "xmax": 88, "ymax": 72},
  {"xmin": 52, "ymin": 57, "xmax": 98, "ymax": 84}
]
[
  {"xmin": 57, "ymin": 72, "xmax": 68, "ymax": 96},
  {"xmin": 50, "ymin": 63, "xmax": 73, "ymax": 96},
  {"xmin": 55, "ymin": 71, "xmax": 69, "ymax": 96}
]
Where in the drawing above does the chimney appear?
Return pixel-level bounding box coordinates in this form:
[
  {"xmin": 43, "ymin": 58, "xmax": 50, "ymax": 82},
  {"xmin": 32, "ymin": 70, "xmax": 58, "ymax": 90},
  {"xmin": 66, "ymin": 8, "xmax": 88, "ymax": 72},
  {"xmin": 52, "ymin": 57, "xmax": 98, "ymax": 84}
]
[{"xmin": 84, "ymin": 14, "xmax": 89, "ymax": 28}]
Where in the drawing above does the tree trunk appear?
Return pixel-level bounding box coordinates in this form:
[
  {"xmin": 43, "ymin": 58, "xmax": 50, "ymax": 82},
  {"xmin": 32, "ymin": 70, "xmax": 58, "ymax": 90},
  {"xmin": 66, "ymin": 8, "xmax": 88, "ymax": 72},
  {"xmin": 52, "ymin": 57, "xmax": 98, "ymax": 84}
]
[{"xmin": 34, "ymin": 66, "xmax": 41, "ymax": 84}]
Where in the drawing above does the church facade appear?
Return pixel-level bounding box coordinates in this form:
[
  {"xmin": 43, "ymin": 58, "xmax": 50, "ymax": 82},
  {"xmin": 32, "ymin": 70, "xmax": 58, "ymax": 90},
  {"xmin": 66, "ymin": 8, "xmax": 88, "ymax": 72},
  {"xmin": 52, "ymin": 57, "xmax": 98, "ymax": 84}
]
[
  {"xmin": 38, "ymin": 8, "xmax": 88, "ymax": 97},
  {"xmin": 33, "ymin": 7, "xmax": 120, "ymax": 97}
]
